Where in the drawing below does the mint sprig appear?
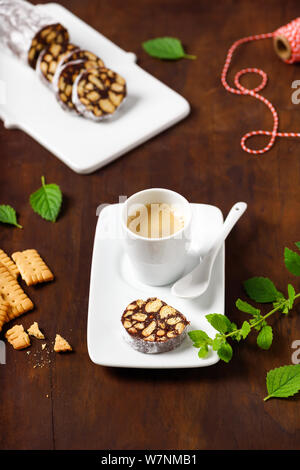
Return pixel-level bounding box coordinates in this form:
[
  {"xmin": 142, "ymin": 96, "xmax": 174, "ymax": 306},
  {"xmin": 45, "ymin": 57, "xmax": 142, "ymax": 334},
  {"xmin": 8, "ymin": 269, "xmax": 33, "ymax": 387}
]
[
  {"xmin": 188, "ymin": 242, "xmax": 300, "ymax": 398},
  {"xmin": 142, "ymin": 37, "xmax": 196, "ymax": 60},
  {"xmin": 29, "ymin": 176, "xmax": 62, "ymax": 222},
  {"xmin": 0, "ymin": 204, "xmax": 22, "ymax": 228}
]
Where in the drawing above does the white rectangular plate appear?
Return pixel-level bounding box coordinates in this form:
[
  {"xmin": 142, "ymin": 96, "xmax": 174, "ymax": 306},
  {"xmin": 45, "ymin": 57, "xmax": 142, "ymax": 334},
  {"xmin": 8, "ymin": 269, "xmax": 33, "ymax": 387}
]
[
  {"xmin": 87, "ymin": 203, "xmax": 224, "ymax": 369},
  {"xmin": 0, "ymin": 3, "xmax": 190, "ymax": 174}
]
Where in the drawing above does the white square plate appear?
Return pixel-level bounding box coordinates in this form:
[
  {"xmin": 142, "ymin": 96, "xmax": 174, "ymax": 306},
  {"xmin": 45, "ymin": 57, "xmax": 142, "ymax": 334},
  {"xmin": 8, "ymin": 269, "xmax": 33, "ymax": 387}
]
[
  {"xmin": 0, "ymin": 3, "xmax": 190, "ymax": 174},
  {"xmin": 87, "ymin": 203, "xmax": 225, "ymax": 369}
]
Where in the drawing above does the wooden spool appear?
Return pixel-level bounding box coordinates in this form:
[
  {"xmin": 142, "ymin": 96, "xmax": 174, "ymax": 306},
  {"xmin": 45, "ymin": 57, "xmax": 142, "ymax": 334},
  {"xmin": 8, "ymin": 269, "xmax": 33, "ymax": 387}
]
[{"xmin": 273, "ymin": 34, "xmax": 292, "ymax": 61}]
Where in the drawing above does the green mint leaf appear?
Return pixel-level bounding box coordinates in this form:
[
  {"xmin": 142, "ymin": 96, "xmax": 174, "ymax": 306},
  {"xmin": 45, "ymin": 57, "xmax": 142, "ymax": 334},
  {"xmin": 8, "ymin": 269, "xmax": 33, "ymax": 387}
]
[
  {"xmin": 0, "ymin": 205, "xmax": 22, "ymax": 228},
  {"xmin": 29, "ymin": 176, "xmax": 62, "ymax": 222},
  {"xmin": 212, "ymin": 335, "xmax": 224, "ymax": 351},
  {"xmin": 257, "ymin": 325, "xmax": 273, "ymax": 350},
  {"xmin": 188, "ymin": 330, "xmax": 212, "ymax": 348},
  {"xmin": 217, "ymin": 342, "xmax": 233, "ymax": 363},
  {"xmin": 198, "ymin": 345, "xmax": 209, "ymax": 358},
  {"xmin": 244, "ymin": 277, "xmax": 280, "ymax": 303},
  {"xmin": 264, "ymin": 365, "xmax": 300, "ymax": 401},
  {"xmin": 295, "ymin": 242, "xmax": 300, "ymax": 251},
  {"xmin": 142, "ymin": 37, "xmax": 196, "ymax": 60},
  {"xmin": 188, "ymin": 330, "xmax": 210, "ymax": 343},
  {"xmin": 288, "ymin": 284, "xmax": 296, "ymax": 309},
  {"xmin": 236, "ymin": 298, "xmax": 260, "ymax": 316},
  {"xmin": 206, "ymin": 314, "xmax": 233, "ymax": 334},
  {"xmin": 284, "ymin": 247, "xmax": 300, "ymax": 276},
  {"xmin": 240, "ymin": 321, "xmax": 251, "ymax": 339},
  {"xmin": 188, "ymin": 330, "xmax": 213, "ymax": 359}
]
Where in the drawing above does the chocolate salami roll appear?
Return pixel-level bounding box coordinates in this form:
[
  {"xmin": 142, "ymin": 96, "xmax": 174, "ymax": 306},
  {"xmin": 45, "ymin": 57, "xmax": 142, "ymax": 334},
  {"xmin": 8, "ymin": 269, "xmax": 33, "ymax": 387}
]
[
  {"xmin": 0, "ymin": 0, "xmax": 69, "ymax": 68},
  {"xmin": 36, "ymin": 42, "xmax": 78, "ymax": 85},
  {"xmin": 73, "ymin": 67, "xmax": 127, "ymax": 121},
  {"xmin": 121, "ymin": 298, "xmax": 190, "ymax": 354}
]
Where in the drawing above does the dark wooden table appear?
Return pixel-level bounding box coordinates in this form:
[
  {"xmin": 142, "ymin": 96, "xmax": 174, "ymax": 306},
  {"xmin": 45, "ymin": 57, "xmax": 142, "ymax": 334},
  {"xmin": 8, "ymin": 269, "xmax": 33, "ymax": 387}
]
[{"xmin": 1, "ymin": 0, "xmax": 300, "ymax": 451}]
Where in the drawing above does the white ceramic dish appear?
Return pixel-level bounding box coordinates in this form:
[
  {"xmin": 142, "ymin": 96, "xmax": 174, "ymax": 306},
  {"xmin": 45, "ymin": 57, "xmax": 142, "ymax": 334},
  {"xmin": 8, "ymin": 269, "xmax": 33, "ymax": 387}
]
[
  {"xmin": 0, "ymin": 3, "xmax": 190, "ymax": 174},
  {"xmin": 87, "ymin": 203, "xmax": 225, "ymax": 369}
]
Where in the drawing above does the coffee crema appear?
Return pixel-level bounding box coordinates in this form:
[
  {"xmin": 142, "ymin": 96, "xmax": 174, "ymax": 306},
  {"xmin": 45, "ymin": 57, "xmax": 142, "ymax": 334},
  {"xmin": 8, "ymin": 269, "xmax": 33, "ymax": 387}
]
[{"xmin": 127, "ymin": 203, "xmax": 184, "ymax": 238}]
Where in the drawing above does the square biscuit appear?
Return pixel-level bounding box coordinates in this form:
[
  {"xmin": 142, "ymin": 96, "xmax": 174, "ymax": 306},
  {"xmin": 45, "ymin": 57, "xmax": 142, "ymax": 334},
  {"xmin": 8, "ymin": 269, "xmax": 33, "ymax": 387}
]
[
  {"xmin": 12, "ymin": 249, "xmax": 54, "ymax": 287},
  {"xmin": 0, "ymin": 298, "xmax": 10, "ymax": 332},
  {"xmin": 0, "ymin": 249, "xmax": 19, "ymax": 278},
  {"xmin": 0, "ymin": 262, "xmax": 34, "ymax": 319}
]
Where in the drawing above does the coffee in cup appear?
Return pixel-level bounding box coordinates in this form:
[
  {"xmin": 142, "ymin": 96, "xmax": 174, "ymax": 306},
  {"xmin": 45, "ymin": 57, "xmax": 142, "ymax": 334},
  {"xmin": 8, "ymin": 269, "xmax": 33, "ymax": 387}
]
[
  {"xmin": 127, "ymin": 202, "xmax": 184, "ymax": 239},
  {"xmin": 122, "ymin": 189, "xmax": 192, "ymax": 286}
]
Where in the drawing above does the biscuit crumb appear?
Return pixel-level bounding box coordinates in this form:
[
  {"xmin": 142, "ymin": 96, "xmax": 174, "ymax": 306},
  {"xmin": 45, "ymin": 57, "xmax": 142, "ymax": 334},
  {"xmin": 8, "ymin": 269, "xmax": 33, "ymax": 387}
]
[
  {"xmin": 42, "ymin": 343, "xmax": 46, "ymax": 350},
  {"xmin": 27, "ymin": 322, "xmax": 45, "ymax": 339},
  {"xmin": 54, "ymin": 334, "xmax": 72, "ymax": 353}
]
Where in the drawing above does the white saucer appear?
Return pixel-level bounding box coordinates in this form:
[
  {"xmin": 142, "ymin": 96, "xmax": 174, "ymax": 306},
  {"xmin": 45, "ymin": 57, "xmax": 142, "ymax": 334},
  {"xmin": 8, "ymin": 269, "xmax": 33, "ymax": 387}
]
[
  {"xmin": 0, "ymin": 3, "xmax": 190, "ymax": 174},
  {"xmin": 87, "ymin": 203, "xmax": 224, "ymax": 369}
]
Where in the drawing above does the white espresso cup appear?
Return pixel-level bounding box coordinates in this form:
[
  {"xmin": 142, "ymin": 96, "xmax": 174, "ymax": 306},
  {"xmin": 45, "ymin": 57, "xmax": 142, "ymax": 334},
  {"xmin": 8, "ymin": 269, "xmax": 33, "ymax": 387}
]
[{"xmin": 121, "ymin": 188, "xmax": 192, "ymax": 286}]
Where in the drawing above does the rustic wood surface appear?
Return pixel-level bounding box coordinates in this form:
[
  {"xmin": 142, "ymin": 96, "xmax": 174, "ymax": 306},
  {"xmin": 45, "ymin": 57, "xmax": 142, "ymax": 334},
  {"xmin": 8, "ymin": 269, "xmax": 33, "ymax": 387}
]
[{"xmin": 1, "ymin": 0, "xmax": 300, "ymax": 450}]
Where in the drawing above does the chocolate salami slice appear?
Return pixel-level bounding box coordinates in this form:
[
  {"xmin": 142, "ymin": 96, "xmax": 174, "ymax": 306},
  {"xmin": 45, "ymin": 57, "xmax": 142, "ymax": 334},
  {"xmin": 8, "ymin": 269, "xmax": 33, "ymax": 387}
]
[
  {"xmin": 53, "ymin": 56, "xmax": 110, "ymax": 113},
  {"xmin": 28, "ymin": 23, "xmax": 69, "ymax": 69},
  {"xmin": 53, "ymin": 60, "xmax": 84, "ymax": 113},
  {"xmin": 60, "ymin": 49, "xmax": 105, "ymax": 69},
  {"xmin": 37, "ymin": 42, "xmax": 78, "ymax": 85},
  {"xmin": 73, "ymin": 67, "xmax": 126, "ymax": 121},
  {"xmin": 121, "ymin": 298, "xmax": 190, "ymax": 354}
]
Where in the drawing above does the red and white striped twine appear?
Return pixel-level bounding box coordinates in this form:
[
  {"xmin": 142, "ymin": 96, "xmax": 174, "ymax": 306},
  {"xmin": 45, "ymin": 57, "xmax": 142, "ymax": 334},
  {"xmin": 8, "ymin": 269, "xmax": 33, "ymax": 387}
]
[{"xmin": 221, "ymin": 18, "xmax": 300, "ymax": 155}]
